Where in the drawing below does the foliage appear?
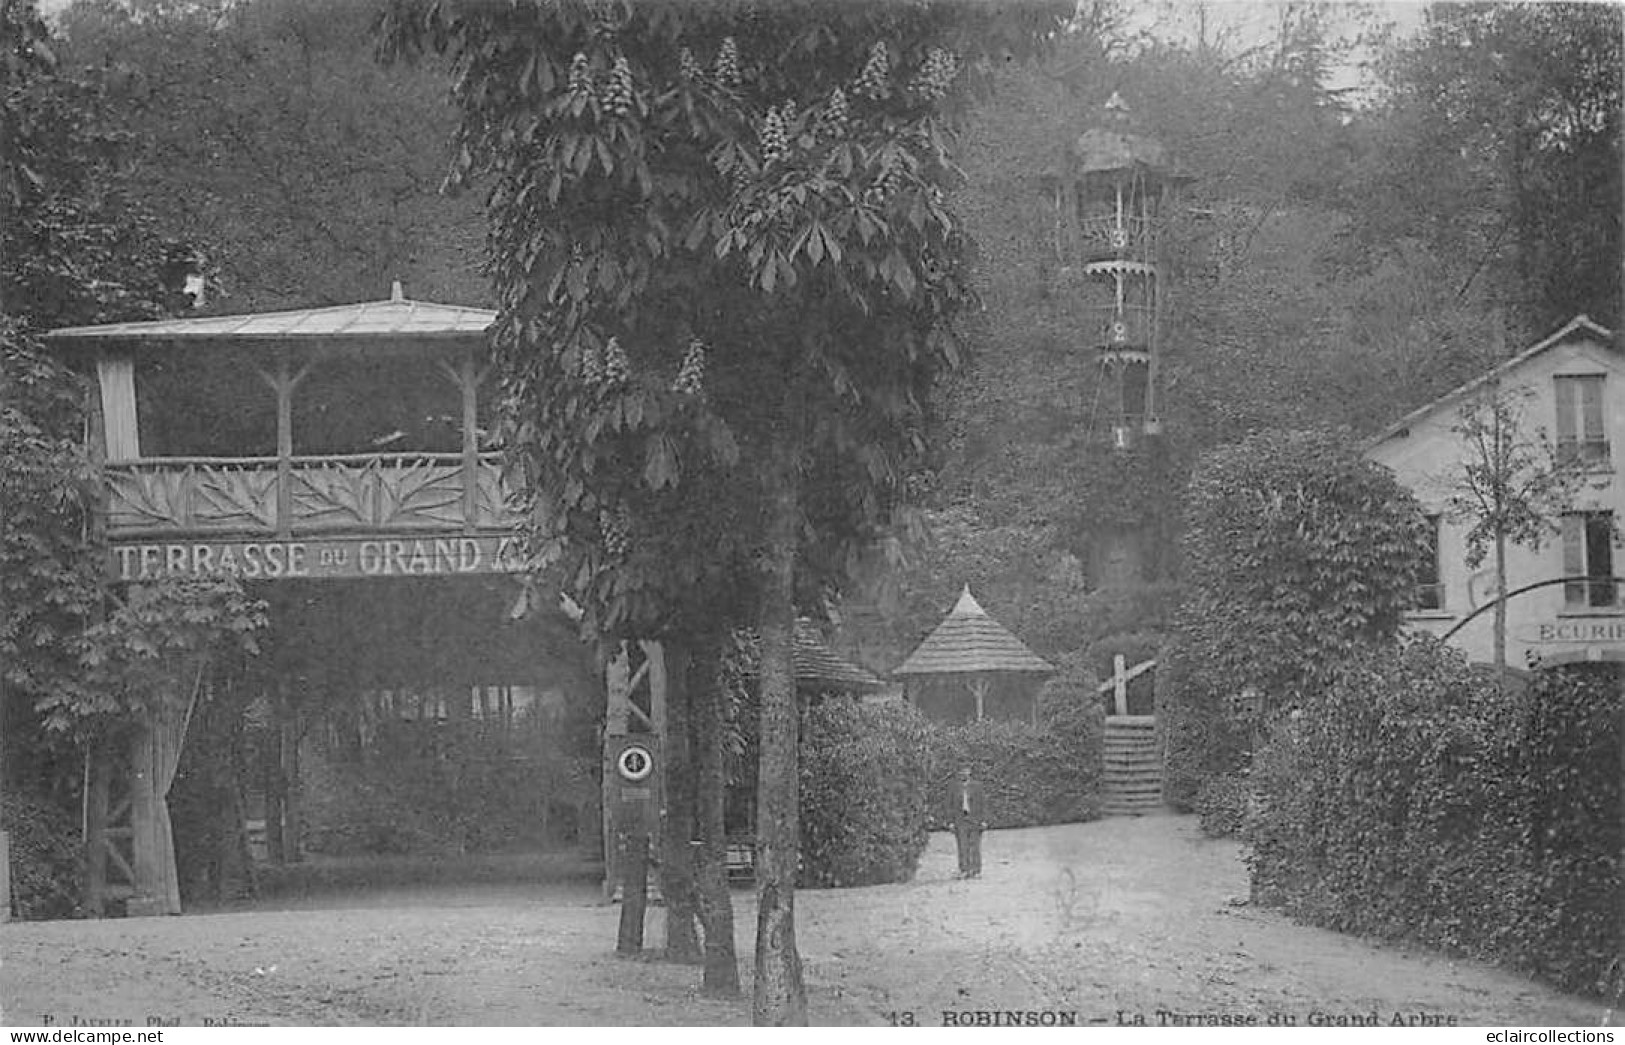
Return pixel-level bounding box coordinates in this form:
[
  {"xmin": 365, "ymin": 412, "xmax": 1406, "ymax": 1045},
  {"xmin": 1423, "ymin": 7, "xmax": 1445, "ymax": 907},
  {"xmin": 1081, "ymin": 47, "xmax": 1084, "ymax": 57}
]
[
  {"xmin": 927, "ymin": 660, "xmax": 1103, "ymax": 829},
  {"xmin": 51, "ymin": 577, "xmax": 268, "ymax": 736},
  {"xmin": 57, "ymin": 0, "xmax": 484, "ymax": 312},
  {"xmin": 1443, "ymin": 383, "xmax": 1588, "ymax": 674},
  {"xmin": 300, "ymin": 751, "xmax": 444, "ymax": 856},
  {"xmin": 302, "ymin": 716, "xmax": 596, "ymax": 856},
  {"xmin": 1063, "ymin": 441, "xmax": 1181, "ymax": 559},
  {"xmin": 2, "ymin": 0, "xmax": 188, "ymax": 327},
  {"xmin": 1154, "ymin": 634, "xmax": 1249, "ymax": 812},
  {"xmin": 2, "ymin": 4, "xmax": 233, "ymax": 806},
  {"xmin": 1159, "ymin": 428, "xmax": 1428, "ymax": 819},
  {"xmin": 1352, "ymin": 2, "xmax": 1622, "ymax": 331},
  {"xmin": 0, "ymin": 789, "xmax": 83, "ymax": 920},
  {"xmin": 797, "ymin": 696, "xmax": 930, "ymax": 888},
  {"xmin": 382, "ymin": 0, "xmax": 1066, "ymax": 646},
  {"xmin": 0, "ymin": 323, "xmax": 102, "ymax": 761},
  {"xmin": 1178, "ymin": 428, "xmax": 1429, "ymax": 708},
  {"xmin": 1249, "ymin": 638, "xmax": 1621, "ymax": 999},
  {"xmin": 1193, "ymin": 773, "xmax": 1248, "ymax": 839},
  {"xmin": 1445, "ymin": 385, "xmax": 1586, "ymax": 570}
]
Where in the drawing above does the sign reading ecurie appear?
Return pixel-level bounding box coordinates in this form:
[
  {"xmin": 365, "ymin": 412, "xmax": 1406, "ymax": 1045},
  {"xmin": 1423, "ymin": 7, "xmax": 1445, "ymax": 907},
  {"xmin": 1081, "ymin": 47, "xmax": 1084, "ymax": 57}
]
[
  {"xmin": 1525, "ymin": 618, "xmax": 1625, "ymax": 644},
  {"xmin": 109, "ymin": 534, "xmax": 525, "ymax": 582}
]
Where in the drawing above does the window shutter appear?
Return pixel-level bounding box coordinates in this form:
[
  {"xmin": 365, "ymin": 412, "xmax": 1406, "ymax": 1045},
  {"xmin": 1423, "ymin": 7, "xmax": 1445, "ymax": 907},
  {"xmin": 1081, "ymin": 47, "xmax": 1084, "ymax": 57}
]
[
  {"xmin": 1580, "ymin": 376, "xmax": 1605, "ymax": 442},
  {"xmin": 1555, "ymin": 377, "xmax": 1577, "ymax": 444},
  {"xmin": 1562, "ymin": 513, "xmax": 1586, "ymax": 606},
  {"xmin": 1587, "ymin": 512, "xmax": 1616, "ymax": 606}
]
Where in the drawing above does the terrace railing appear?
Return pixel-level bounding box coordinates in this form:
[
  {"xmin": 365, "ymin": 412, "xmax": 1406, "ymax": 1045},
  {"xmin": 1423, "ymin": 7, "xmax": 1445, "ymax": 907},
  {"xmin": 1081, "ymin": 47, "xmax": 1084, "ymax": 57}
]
[{"xmin": 103, "ymin": 451, "xmax": 520, "ymax": 538}]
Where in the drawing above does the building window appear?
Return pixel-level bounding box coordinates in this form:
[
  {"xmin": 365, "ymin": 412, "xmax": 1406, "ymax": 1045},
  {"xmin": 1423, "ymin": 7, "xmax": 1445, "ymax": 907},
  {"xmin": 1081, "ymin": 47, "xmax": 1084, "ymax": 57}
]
[
  {"xmin": 1562, "ymin": 511, "xmax": 1616, "ymax": 608},
  {"xmin": 1416, "ymin": 514, "xmax": 1444, "ymax": 610},
  {"xmin": 1554, "ymin": 375, "xmax": 1609, "ymax": 466}
]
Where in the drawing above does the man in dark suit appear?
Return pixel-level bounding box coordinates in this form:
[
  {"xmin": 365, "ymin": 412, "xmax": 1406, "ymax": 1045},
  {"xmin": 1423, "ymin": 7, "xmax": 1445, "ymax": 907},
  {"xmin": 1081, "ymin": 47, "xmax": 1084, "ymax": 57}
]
[{"xmin": 952, "ymin": 764, "xmax": 988, "ymax": 878}]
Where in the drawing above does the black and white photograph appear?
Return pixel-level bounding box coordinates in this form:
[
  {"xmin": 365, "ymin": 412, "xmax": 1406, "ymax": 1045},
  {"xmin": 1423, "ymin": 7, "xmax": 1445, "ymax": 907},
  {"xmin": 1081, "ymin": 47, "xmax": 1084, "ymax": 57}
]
[{"xmin": 0, "ymin": 0, "xmax": 1619, "ymax": 1029}]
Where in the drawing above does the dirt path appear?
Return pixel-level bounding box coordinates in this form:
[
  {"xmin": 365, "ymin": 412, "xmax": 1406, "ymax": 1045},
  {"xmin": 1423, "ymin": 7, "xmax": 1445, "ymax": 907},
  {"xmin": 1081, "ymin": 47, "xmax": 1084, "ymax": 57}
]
[{"xmin": 0, "ymin": 815, "xmax": 1609, "ymax": 1027}]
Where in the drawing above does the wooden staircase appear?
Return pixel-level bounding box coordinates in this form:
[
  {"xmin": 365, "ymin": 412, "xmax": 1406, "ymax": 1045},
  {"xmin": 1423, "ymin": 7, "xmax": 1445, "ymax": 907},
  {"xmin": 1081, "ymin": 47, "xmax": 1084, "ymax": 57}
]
[{"xmin": 1100, "ymin": 715, "xmax": 1163, "ymax": 816}]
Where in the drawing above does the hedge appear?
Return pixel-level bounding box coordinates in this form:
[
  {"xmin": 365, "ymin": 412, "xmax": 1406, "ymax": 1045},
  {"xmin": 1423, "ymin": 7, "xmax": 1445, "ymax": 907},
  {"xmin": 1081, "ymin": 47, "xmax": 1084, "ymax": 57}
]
[
  {"xmin": 1163, "ymin": 429, "xmax": 1428, "ymax": 821},
  {"xmin": 1, "ymin": 790, "xmax": 82, "ymax": 920},
  {"xmin": 926, "ymin": 659, "xmax": 1104, "ymax": 829},
  {"xmin": 1249, "ymin": 636, "xmax": 1622, "ymax": 1000},
  {"xmin": 302, "ymin": 721, "xmax": 594, "ymax": 856},
  {"xmin": 798, "ymin": 696, "xmax": 931, "ymax": 888},
  {"xmin": 1156, "ymin": 635, "xmax": 1250, "ymax": 814}
]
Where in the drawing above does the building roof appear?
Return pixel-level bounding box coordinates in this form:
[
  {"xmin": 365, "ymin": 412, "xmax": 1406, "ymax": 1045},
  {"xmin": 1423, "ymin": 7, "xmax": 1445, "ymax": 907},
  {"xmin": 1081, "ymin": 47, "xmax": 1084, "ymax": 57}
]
[
  {"xmin": 893, "ymin": 588, "xmax": 1054, "ymax": 677},
  {"xmin": 793, "ymin": 619, "xmax": 884, "ymax": 691},
  {"xmin": 44, "ymin": 283, "xmax": 495, "ymax": 346},
  {"xmin": 1366, "ymin": 314, "xmax": 1616, "ymax": 450}
]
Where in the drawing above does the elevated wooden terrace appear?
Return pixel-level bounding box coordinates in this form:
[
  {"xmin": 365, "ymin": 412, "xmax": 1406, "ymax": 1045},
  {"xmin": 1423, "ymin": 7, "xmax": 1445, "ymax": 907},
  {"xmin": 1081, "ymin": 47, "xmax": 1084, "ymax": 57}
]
[{"xmin": 46, "ymin": 286, "xmax": 528, "ymax": 581}]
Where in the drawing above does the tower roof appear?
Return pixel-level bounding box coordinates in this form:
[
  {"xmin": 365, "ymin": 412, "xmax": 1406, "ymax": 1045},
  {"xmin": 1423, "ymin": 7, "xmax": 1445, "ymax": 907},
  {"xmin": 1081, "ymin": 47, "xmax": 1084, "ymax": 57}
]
[
  {"xmin": 1064, "ymin": 91, "xmax": 1190, "ymax": 182},
  {"xmin": 893, "ymin": 588, "xmax": 1054, "ymax": 677}
]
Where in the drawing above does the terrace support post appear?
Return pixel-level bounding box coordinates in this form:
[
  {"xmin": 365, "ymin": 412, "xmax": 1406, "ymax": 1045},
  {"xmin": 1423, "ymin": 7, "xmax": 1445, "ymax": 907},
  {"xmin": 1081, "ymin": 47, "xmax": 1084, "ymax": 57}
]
[
  {"xmin": 616, "ymin": 832, "xmax": 650, "ymax": 955},
  {"xmin": 127, "ymin": 717, "xmax": 160, "ymax": 914},
  {"xmin": 438, "ymin": 352, "xmax": 487, "ymax": 534},
  {"xmin": 83, "ymin": 747, "xmax": 110, "ymax": 916},
  {"xmin": 81, "ymin": 369, "xmax": 113, "ymax": 917},
  {"xmin": 273, "ymin": 349, "xmax": 294, "ymax": 538},
  {"xmin": 460, "ymin": 355, "xmax": 480, "ymax": 533},
  {"xmin": 260, "ymin": 349, "xmax": 312, "ymax": 539}
]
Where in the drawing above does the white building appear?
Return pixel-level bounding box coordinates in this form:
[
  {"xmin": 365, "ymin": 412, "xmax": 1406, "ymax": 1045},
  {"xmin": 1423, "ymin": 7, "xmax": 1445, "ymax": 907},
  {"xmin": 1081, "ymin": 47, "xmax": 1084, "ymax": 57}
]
[{"xmin": 1366, "ymin": 316, "xmax": 1623, "ymax": 669}]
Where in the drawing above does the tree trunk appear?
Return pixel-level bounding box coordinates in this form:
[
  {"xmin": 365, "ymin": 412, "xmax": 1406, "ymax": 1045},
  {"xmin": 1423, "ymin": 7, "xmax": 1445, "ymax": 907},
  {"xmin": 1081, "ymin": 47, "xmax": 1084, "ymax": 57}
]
[
  {"xmin": 692, "ymin": 640, "xmax": 740, "ymax": 996},
  {"xmin": 1493, "ymin": 529, "xmax": 1509, "ymax": 689},
  {"xmin": 692, "ymin": 640, "xmax": 740, "ymax": 994},
  {"xmin": 659, "ymin": 641, "xmax": 702, "ymax": 963},
  {"xmin": 752, "ymin": 444, "xmax": 806, "ymax": 1026}
]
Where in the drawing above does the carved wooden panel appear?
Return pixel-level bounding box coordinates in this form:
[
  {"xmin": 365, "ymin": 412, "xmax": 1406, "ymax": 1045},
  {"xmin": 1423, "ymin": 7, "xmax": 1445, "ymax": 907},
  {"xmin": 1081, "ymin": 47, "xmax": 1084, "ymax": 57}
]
[
  {"xmin": 105, "ymin": 454, "xmax": 525, "ymax": 537},
  {"xmin": 291, "ymin": 456, "xmax": 464, "ymax": 532},
  {"xmin": 106, "ymin": 461, "xmax": 278, "ymax": 533}
]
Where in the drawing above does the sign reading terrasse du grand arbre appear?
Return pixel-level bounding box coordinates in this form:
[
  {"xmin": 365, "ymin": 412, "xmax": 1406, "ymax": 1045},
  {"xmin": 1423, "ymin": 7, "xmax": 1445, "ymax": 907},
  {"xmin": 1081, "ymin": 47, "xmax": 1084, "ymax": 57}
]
[{"xmin": 110, "ymin": 535, "xmax": 525, "ymax": 582}]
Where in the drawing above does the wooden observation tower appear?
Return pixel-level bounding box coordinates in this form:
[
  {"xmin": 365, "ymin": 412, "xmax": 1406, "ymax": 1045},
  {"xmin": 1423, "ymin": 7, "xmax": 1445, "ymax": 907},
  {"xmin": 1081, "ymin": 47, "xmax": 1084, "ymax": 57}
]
[{"xmin": 1045, "ymin": 93, "xmax": 1188, "ymax": 451}]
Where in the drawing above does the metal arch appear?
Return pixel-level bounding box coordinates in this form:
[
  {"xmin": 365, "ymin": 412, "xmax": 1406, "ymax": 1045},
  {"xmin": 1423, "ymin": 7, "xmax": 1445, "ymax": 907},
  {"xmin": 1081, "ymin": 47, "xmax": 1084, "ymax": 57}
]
[{"xmin": 1438, "ymin": 575, "xmax": 1625, "ymax": 641}]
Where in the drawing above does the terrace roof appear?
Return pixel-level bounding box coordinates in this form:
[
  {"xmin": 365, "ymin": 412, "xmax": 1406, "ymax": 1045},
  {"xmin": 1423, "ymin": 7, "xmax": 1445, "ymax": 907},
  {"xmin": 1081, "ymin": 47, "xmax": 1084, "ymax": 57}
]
[{"xmin": 45, "ymin": 283, "xmax": 495, "ymax": 346}]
